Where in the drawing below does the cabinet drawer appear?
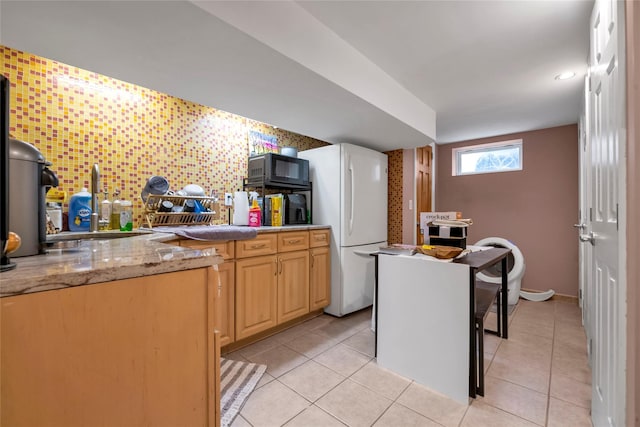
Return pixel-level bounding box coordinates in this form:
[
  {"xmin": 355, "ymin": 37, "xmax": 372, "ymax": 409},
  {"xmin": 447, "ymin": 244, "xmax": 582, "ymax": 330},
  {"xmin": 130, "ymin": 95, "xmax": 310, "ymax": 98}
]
[
  {"xmin": 235, "ymin": 234, "xmax": 278, "ymax": 258},
  {"xmin": 180, "ymin": 240, "xmax": 235, "ymax": 260},
  {"xmin": 277, "ymin": 231, "xmax": 309, "ymax": 253},
  {"xmin": 309, "ymin": 229, "xmax": 330, "ymax": 248}
]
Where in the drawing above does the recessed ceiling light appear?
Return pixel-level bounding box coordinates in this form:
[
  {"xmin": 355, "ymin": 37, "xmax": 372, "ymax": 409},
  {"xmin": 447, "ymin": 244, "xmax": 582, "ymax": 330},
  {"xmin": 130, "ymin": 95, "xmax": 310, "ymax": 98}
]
[{"xmin": 555, "ymin": 71, "xmax": 576, "ymax": 80}]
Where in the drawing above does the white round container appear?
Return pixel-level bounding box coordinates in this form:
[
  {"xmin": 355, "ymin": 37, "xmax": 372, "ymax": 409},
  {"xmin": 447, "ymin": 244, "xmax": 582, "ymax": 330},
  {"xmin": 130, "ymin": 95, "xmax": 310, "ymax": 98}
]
[{"xmin": 280, "ymin": 146, "xmax": 298, "ymax": 157}]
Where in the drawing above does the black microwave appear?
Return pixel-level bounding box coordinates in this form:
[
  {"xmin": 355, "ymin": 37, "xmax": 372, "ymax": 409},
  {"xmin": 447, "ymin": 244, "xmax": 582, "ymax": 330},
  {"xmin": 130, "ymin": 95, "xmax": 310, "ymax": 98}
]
[{"xmin": 247, "ymin": 153, "xmax": 310, "ymax": 188}]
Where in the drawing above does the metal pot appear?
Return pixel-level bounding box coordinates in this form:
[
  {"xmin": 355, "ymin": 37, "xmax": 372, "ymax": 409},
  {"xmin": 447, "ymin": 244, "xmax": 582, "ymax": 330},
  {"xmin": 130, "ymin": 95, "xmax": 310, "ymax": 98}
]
[{"xmin": 9, "ymin": 138, "xmax": 58, "ymax": 257}]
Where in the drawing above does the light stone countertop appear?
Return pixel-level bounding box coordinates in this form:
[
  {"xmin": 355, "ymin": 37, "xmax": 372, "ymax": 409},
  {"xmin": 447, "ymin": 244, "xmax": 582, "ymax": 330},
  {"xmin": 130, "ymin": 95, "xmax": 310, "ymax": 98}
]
[
  {"xmin": 1, "ymin": 233, "xmax": 220, "ymax": 298},
  {"xmin": 1, "ymin": 224, "xmax": 330, "ymax": 298},
  {"xmin": 256, "ymin": 224, "xmax": 330, "ymax": 233}
]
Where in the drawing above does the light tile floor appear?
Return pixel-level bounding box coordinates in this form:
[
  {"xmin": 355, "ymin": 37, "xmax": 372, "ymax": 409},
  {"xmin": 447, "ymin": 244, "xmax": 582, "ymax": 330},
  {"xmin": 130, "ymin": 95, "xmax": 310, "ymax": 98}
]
[{"xmin": 224, "ymin": 299, "xmax": 592, "ymax": 427}]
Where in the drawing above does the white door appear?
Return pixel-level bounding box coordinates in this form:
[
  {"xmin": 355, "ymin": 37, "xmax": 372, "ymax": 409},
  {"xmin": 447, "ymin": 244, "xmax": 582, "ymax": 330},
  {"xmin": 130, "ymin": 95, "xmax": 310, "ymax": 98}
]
[
  {"xmin": 578, "ymin": 98, "xmax": 593, "ymax": 353},
  {"xmin": 341, "ymin": 144, "xmax": 388, "ymax": 247},
  {"xmin": 586, "ymin": 0, "xmax": 627, "ymax": 425}
]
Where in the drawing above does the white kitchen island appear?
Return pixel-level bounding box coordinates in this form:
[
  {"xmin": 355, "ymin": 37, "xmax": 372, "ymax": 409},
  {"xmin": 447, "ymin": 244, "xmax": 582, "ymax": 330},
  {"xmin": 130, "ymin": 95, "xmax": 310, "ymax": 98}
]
[
  {"xmin": 376, "ymin": 254, "xmax": 471, "ymax": 404},
  {"xmin": 375, "ymin": 248, "xmax": 510, "ymax": 405}
]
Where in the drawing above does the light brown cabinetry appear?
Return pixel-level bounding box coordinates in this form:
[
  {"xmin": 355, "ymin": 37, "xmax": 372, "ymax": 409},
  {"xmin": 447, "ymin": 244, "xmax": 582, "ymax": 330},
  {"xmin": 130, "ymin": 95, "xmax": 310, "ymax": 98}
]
[
  {"xmin": 309, "ymin": 229, "xmax": 331, "ymax": 310},
  {"xmin": 309, "ymin": 229, "xmax": 330, "ymax": 248},
  {"xmin": 310, "ymin": 246, "xmax": 331, "ymax": 310},
  {"xmin": 181, "ymin": 239, "xmax": 235, "ymax": 346},
  {"xmin": 236, "ymin": 233, "xmax": 278, "ymax": 258},
  {"xmin": 277, "ymin": 250, "xmax": 310, "ymax": 323},
  {"xmin": 1, "ymin": 268, "xmax": 220, "ymax": 427},
  {"xmin": 235, "ymin": 254, "xmax": 278, "ymax": 340},
  {"xmin": 214, "ymin": 261, "xmax": 235, "ymax": 346},
  {"xmin": 173, "ymin": 228, "xmax": 330, "ymax": 348},
  {"xmin": 277, "ymin": 231, "xmax": 310, "ymax": 252}
]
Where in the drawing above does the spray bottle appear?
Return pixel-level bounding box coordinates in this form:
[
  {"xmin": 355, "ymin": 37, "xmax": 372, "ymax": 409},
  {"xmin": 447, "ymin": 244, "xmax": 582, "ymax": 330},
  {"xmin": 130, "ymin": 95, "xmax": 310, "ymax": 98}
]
[{"xmin": 248, "ymin": 193, "xmax": 261, "ymax": 227}]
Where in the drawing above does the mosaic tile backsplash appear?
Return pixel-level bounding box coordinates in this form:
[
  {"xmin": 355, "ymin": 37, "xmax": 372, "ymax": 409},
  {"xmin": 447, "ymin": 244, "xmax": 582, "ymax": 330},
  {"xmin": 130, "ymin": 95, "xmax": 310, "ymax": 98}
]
[
  {"xmin": 384, "ymin": 149, "xmax": 404, "ymax": 244},
  {"xmin": 1, "ymin": 46, "xmax": 329, "ymax": 226}
]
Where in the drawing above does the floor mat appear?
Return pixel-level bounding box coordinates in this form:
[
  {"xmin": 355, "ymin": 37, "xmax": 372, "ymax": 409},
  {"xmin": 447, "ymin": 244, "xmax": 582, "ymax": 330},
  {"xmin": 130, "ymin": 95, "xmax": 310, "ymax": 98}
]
[{"xmin": 220, "ymin": 357, "xmax": 266, "ymax": 427}]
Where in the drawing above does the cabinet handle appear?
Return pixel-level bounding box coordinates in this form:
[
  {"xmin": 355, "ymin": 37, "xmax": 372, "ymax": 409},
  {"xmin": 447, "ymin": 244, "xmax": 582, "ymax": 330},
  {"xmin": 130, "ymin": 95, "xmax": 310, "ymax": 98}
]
[
  {"xmin": 311, "ymin": 253, "xmax": 315, "ymax": 267},
  {"xmin": 274, "ymin": 260, "xmax": 278, "ymax": 276},
  {"xmin": 315, "ymin": 235, "xmax": 326, "ymax": 241},
  {"xmin": 251, "ymin": 243, "xmax": 266, "ymax": 249},
  {"xmin": 278, "ymin": 258, "xmax": 283, "ymax": 274},
  {"xmin": 288, "ymin": 239, "xmax": 301, "ymax": 244}
]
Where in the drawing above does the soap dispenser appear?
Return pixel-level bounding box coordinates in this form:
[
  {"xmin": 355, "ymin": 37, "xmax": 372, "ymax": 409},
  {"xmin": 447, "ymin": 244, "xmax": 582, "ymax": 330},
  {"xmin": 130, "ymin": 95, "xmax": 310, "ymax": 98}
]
[
  {"xmin": 100, "ymin": 188, "xmax": 111, "ymax": 231},
  {"xmin": 110, "ymin": 188, "xmax": 121, "ymax": 230},
  {"xmin": 68, "ymin": 187, "xmax": 92, "ymax": 231}
]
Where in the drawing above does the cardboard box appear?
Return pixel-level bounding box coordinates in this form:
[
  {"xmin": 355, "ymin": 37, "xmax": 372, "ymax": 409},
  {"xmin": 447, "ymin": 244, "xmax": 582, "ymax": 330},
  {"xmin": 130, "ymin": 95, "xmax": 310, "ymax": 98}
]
[
  {"xmin": 271, "ymin": 194, "xmax": 284, "ymax": 226},
  {"xmin": 264, "ymin": 194, "xmax": 284, "ymax": 226}
]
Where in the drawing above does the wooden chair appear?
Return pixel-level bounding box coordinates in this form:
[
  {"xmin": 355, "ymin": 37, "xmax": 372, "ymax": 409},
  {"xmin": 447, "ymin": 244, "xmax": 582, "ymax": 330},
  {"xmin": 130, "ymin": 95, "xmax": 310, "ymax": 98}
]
[{"xmin": 474, "ymin": 280, "xmax": 501, "ymax": 396}]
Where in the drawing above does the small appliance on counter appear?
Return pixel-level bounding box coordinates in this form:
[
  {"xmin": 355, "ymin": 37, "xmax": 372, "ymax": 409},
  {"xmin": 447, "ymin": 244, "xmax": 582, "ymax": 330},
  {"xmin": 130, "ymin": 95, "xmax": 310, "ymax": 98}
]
[
  {"xmin": 247, "ymin": 153, "xmax": 309, "ymax": 188},
  {"xmin": 8, "ymin": 137, "xmax": 59, "ymax": 257},
  {"xmin": 1, "ymin": 75, "xmax": 13, "ymax": 270},
  {"xmin": 284, "ymin": 193, "xmax": 307, "ymax": 225}
]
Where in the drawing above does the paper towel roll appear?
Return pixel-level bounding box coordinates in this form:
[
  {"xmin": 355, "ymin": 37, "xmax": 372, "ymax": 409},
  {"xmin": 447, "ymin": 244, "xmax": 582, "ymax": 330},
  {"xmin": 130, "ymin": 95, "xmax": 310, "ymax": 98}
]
[{"xmin": 232, "ymin": 191, "xmax": 249, "ymax": 225}]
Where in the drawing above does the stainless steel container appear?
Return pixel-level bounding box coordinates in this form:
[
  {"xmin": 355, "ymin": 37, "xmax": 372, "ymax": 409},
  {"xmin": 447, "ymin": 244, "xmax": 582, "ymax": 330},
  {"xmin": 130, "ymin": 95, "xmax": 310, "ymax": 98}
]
[{"xmin": 9, "ymin": 138, "xmax": 58, "ymax": 257}]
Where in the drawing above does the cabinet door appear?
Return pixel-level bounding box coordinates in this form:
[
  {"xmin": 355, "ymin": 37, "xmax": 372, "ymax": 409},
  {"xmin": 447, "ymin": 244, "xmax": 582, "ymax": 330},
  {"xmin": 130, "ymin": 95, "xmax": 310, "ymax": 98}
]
[
  {"xmin": 310, "ymin": 246, "xmax": 331, "ymax": 311},
  {"xmin": 1, "ymin": 269, "xmax": 216, "ymax": 427},
  {"xmin": 277, "ymin": 250, "xmax": 310, "ymax": 324},
  {"xmin": 214, "ymin": 261, "xmax": 235, "ymax": 346},
  {"xmin": 235, "ymin": 255, "xmax": 278, "ymax": 340}
]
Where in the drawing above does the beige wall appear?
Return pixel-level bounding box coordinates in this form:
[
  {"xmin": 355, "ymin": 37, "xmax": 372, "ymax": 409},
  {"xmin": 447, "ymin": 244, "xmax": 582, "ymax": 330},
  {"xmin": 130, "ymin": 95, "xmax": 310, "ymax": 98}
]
[
  {"xmin": 625, "ymin": 1, "xmax": 639, "ymax": 425},
  {"xmin": 435, "ymin": 125, "xmax": 579, "ymax": 297}
]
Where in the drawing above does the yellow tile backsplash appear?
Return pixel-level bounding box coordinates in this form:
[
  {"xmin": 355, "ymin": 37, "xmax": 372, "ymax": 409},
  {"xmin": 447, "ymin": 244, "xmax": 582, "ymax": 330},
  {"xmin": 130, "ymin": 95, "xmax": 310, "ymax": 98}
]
[{"xmin": 1, "ymin": 46, "xmax": 329, "ymax": 226}]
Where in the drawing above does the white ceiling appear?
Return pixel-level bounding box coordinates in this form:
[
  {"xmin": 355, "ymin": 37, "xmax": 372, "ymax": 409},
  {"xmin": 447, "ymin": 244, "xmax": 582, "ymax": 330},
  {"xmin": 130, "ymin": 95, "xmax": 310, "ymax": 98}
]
[{"xmin": 0, "ymin": 1, "xmax": 592, "ymax": 151}]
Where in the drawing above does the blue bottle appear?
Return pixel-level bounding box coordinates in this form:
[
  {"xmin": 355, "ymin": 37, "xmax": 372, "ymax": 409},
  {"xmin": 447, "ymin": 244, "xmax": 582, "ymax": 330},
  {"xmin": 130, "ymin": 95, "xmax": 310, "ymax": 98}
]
[{"xmin": 68, "ymin": 187, "xmax": 92, "ymax": 231}]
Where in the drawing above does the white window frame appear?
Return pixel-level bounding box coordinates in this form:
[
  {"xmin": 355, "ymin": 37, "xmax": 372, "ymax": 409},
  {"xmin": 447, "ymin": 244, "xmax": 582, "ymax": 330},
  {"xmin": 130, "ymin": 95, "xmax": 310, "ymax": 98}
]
[{"xmin": 452, "ymin": 139, "xmax": 523, "ymax": 176}]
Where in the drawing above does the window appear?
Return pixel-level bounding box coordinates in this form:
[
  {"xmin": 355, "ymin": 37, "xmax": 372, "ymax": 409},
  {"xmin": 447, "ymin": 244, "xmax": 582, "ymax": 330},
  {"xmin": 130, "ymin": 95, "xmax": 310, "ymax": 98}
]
[{"xmin": 452, "ymin": 139, "xmax": 523, "ymax": 176}]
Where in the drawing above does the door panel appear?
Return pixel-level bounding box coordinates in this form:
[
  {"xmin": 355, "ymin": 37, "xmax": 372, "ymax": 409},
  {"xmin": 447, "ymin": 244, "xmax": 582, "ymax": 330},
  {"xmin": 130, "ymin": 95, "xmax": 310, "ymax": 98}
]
[
  {"xmin": 587, "ymin": 1, "xmax": 626, "ymax": 425},
  {"xmin": 416, "ymin": 146, "xmax": 432, "ymax": 245}
]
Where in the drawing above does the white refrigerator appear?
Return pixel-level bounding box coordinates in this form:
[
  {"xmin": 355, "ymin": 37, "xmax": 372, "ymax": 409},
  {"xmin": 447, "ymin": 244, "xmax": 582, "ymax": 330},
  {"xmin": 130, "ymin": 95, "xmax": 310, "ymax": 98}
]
[{"xmin": 299, "ymin": 143, "xmax": 388, "ymax": 317}]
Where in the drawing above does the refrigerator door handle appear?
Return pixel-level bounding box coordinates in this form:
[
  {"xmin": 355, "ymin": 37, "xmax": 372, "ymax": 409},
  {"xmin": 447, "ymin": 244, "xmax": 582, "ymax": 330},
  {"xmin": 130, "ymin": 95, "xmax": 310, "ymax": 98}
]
[
  {"xmin": 353, "ymin": 249, "xmax": 378, "ymax": 257},
  {"xmin": 349, "ymin": 163, "xmax": 354, "ymax": 236}
]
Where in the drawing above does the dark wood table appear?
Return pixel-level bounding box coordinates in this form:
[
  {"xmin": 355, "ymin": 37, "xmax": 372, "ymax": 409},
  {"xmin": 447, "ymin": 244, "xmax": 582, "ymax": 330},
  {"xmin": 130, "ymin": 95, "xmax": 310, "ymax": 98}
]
[
  {"xmin": 372, "ymin": 247, "xmax": 510, "ymax": 399},
  {"xmin": 453, "ymin": 247, "xmax": 510, "ymax": 398}
]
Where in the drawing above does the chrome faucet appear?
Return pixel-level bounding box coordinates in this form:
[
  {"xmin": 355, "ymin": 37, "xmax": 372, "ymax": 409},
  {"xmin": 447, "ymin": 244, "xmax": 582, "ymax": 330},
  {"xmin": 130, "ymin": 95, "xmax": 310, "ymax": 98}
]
[{"xmin": 90, "ymin": 163, "xmax": 100, "ymax": 232}]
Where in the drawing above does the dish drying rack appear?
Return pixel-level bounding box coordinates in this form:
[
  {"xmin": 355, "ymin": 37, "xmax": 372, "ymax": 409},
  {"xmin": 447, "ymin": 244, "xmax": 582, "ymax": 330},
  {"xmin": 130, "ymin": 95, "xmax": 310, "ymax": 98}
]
[{"xmin": 143, "ymin": 194, "xmax": 219, "ymax": 228}]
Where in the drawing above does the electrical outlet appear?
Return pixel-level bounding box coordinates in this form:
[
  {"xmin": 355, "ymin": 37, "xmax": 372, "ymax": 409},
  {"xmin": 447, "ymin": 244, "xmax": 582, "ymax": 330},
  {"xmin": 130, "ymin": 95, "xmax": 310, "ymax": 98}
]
[{"xmin": 224, "ymin": 193, "xmax": 233, "ymax": 207}]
